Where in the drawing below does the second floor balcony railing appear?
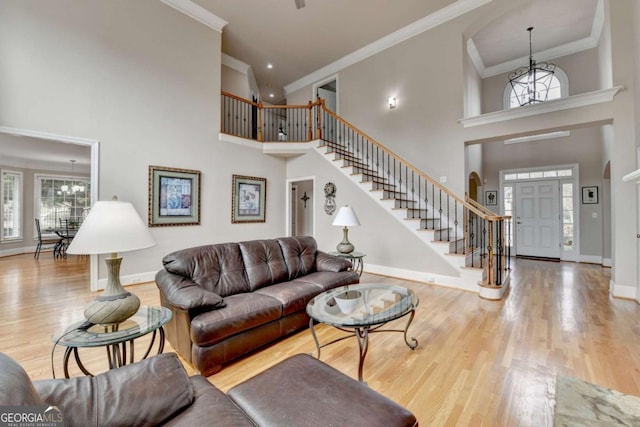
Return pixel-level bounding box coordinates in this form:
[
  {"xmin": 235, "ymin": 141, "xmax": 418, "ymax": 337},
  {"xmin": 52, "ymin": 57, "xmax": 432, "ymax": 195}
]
[{"xmin": 221, "ymin": 91, "xmax": 322, "ymax": 142}]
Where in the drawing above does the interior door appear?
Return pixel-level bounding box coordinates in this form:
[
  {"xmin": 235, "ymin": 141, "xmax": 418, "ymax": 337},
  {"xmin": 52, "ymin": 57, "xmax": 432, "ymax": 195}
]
[
  {"xmin": 316, "ymin": 82, "xmax": 337, "ymax": 142},
  {"xmin": 290, "ymin": 185, "xmax": 298, "ymax": 236},
  {"xmin": 515, "ymin": 180, "xmax": 560, "ymax": 258}
]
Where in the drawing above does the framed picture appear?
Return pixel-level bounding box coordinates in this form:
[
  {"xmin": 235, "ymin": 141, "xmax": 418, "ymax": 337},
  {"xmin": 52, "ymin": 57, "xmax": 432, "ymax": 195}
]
[
  {"xmin": 582, "ymin": 186, "xmax": 599, "ymax": 204},
  {"xmin": 149, "ymin": 166, "xmax": 201, "ymax": 227},
  {"xmin": 485, "ymin": 190, "xmax": 497, "ymax": 206},
  {"xmin": 232, "ymin": 174, "xmax": 266, "ymax": 223}
]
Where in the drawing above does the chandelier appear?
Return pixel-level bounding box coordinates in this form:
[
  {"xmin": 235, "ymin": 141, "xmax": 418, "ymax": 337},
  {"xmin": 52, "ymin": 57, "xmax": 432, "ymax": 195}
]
[
  {"xmin": 61, "ymin": 160, "xmax": 85, "ymax": 194},
  {"xmin": 508, "ymin": 27, "xmax": 556, "ymax": 106}
]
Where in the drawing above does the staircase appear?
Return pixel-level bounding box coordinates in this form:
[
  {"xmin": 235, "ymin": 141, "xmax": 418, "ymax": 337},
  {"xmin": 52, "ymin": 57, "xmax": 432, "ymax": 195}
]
[
  {"xmin": 220, "ymin": 92, "xmax": 511, "ymax": 299},
  {"xmin": 315, "ymin": 101, "xmax": 511, "ymax": 298}
]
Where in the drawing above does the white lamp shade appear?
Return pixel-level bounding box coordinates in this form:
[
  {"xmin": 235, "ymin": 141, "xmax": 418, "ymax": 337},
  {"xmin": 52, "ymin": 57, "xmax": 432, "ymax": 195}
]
[
  {"xmin": 332, "ymin": 206, "xmax": 361, "ymax": 227},
  {"xmin": 66, "ymin": 200, "xmax": 155, "ymax": 254}
]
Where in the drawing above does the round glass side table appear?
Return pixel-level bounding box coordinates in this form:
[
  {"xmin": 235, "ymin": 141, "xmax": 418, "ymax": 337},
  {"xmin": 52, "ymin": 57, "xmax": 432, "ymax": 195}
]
[
  {"xmin": 51, "ymin": 305, "xmax": 172, "ymax": 378},
  {"xmin": 328, "ymin": 251, "xmax": 366, "ymax": 277}
]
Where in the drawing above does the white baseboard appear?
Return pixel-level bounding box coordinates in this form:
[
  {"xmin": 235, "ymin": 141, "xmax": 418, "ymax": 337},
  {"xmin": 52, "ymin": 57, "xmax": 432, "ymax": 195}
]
[
  {"xmin": 97, "ymin": 271, "xmax": 157, "ymax": 291},
  {"xmin": 609, "ymin": 279, "xmax": 637, "ymax": 299},
  {"xmin": 364, "ymin": 263, "xmax": 479, "ymax": 293},
  {"xmin": 0, "ymin": 246, "xmax": 37, "ymax": 258},
  {"xmin": 579, "ymin": 255, "xmax": 603, "ymax": 264},
  {"xmin": 602, "ymin": 258, "xmax": 612, "ymax": 267}
]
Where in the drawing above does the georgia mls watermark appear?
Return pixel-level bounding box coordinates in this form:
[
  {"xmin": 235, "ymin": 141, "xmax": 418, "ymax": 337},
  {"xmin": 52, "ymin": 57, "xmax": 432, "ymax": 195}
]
[{"xmin": 0, "ymin": 406, "xmax": 64, "ymax": 427}]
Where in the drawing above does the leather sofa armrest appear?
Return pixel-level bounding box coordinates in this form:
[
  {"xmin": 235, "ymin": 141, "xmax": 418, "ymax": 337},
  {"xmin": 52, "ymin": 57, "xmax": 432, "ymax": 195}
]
[
  {"xmin": 35, "ymin": 354, "xmax": 194, "ymax": 427},
  {"xmin": 316, "ymin": 251, "xmax": 352, "ymax": 272},
  {"xmin": 156, "ymin": 270, "xmax": 226, "ymax": 311}
]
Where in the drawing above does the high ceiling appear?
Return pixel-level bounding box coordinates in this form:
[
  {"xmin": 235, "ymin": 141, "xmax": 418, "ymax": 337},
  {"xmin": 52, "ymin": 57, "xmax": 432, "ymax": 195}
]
[
  {"xmin": 0, "ymin": 0, "xmax": 599, "ymax": 166},
  {"xmin": 198, "ymin": 0, "xmax": 599, "ymax": 102}
]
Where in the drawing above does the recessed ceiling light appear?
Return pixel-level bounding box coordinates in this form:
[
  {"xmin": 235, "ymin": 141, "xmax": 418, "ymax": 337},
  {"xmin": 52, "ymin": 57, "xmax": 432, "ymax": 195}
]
[
  {"xmin": 267, "ymin": 63, "xmax": 273, "ymax": 69},
  {"xmin": 269, "ymin": 93, "xmax": 275, "ymax": 98}
]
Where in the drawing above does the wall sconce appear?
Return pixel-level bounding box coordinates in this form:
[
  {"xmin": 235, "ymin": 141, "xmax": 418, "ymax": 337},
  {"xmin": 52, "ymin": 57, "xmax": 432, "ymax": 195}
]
[{"xmin": 388, "ymin": 97, "xmax": 397, "ymax": 109}]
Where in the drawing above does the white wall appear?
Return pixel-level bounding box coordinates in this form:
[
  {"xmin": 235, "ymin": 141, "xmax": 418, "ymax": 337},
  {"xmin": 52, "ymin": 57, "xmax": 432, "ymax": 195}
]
[
  {"xmin": 0, "ymin": 0, "xmax": 287, "ymax": 285},
  {"xmin": 287, "ymin": 149, "xmax": 459, "ymax": 278},
  {"xmin": 222, "ymin": 65, "xmax": 251, "ymax": 98}
]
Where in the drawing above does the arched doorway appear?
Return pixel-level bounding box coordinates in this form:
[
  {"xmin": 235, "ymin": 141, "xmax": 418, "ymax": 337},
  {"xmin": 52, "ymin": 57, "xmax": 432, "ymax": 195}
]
[{"xmin": 468, "ymin": 171, "xmax": 482, "ymax": 202}]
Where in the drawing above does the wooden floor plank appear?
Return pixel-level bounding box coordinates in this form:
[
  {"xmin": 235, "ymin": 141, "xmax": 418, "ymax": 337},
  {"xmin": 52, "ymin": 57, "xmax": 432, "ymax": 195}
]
[{"xmin": 1, "ymin": 253, "xmax": 638, "ymax": 426}]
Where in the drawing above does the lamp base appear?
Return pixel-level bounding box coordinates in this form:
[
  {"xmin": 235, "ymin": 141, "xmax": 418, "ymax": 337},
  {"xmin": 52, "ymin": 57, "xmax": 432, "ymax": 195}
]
[
  {"xmin": 84, "ymin": 256, "xmax": 140, "ymax": 325},
  {"xmin": 336, "ymin": 226, "xmax": 355, "ymax": 254}
]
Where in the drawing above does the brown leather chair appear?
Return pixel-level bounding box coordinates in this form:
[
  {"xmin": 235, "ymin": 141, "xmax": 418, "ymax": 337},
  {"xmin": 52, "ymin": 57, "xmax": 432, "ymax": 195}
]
[{"xmin": 0, "ymin": 352, "xmax": 418, "ymax": 427}]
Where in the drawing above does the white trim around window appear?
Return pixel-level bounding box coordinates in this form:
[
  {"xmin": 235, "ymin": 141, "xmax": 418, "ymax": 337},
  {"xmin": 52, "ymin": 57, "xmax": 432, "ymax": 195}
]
[{"xmin": 1, "ymin": 169, "xmax": 23, "ymax": 242}]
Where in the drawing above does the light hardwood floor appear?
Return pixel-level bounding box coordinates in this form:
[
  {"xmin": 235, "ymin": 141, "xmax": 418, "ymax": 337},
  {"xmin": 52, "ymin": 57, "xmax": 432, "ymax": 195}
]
[{"xmin": 1, "ymin": 253, "xmax": 639, "ymax": 426}]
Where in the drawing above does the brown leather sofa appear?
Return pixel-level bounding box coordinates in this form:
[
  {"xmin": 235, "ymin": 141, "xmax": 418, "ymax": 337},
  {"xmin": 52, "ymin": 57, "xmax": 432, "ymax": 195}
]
[{"xmin": 155, "ymin": 236, "xmax": 360, "ymax": 376}]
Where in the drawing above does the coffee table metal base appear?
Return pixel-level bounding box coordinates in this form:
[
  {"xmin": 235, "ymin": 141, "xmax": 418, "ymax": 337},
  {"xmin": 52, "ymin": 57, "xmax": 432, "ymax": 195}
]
[{"xmin": 308, "ymin": 310, "xmax": 418, "ymax": 382}]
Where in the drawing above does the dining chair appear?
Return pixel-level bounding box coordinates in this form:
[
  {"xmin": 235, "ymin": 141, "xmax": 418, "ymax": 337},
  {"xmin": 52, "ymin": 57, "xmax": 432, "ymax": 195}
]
[
  {"xmin": 34, "ymin": 219, "xmax": 61, "ymax": 259},
  {"xmin": 56, "ymin": 218, "xmax": 75, "ymax": 258}
]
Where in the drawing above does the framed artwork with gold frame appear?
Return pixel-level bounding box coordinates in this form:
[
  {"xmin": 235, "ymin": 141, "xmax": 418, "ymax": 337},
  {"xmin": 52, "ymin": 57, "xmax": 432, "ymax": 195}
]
[
  {"xmin": 149, "ymin": 166, "xmax": 201, "ymax": 227},
  {"xmin": 232, "ymin": 174, "xmax": 266, "ymax": 223}
]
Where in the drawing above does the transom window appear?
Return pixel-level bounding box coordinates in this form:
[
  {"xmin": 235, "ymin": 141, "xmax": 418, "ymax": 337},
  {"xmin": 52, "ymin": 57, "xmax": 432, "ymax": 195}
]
[{"xmin": 504, "ymin": 168, "xmax": 573, "ymax": 181}]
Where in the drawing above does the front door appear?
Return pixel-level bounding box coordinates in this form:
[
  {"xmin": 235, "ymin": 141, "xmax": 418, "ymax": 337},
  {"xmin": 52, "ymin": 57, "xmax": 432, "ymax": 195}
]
[{"xmin": 515, "ymin": 180, "xmax": 560, "ymax": 258}]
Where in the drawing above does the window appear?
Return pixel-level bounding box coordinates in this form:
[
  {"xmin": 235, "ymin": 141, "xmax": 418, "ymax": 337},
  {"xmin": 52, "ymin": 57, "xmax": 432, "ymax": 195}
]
[
  {"xmin": 562, "ymin": 183, "xmax": 574, "ymax": 251},
  {"xmin": 36, "ymin": 175, "xmax": 91, "ymax": 230},
  {"xmin": 502, "ymin": 185, "xmax": 513, "ymax": 247},
  {"xmin": 504, "ymin": 167, "xmax": 572, "ymax": 182},
  {"xmin": 503, "ymin": 66, "xmax": 568, "ymax": 110},
  {"xmin": 1, "ymin": 170, "xmax": 22, "ymax": 241}
]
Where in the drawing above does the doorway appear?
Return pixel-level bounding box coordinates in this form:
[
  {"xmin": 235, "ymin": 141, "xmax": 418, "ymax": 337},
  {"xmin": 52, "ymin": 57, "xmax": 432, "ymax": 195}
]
[
  {"xmin": 313, "ymin": 77, "xmax": 338, "ymax": 141},
  {"xmin": 0, "ymin": 126, "xmax": 100, "ymax": 289},
  {"xmin": 515, "ymin": 180, "xmax": 560, "ymax": 258},
  {"xmin": 288, "ymin": 178, "xmax": 314, "ymax": 237},
  {"xmin": 468, "ymin": 172, "xmax": 482, "ymax": 202}
]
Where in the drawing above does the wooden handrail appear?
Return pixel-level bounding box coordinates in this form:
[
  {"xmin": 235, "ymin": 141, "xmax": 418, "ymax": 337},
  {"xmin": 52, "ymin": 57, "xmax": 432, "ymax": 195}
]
[
  {"xmin": 466, "ymin": 194, "xmax": 494, "ymax": 216},
  {"xmin": 221, "ymin": 90, "xmax": 259, "ymax": 107},
  {"xmin": 319, "ymin": 100, "xmax": 489, "ymax": 219}
]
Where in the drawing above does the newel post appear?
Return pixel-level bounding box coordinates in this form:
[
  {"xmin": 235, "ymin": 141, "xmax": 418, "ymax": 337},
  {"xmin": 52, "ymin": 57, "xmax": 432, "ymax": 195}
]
[
  {"xmin": 307, "ymin": 101, "xmax": 313, "ymax": 141},
  {"xmin": 487, "ymin": 221, "xmax": 495, "ymax": 285},
  {"xmin": 257, "ymin": 102, "xmax": 264, "ymax": 142},
  {"xmin": 316, "ymin": 98, "xmax": 323, "ymax": 140}
]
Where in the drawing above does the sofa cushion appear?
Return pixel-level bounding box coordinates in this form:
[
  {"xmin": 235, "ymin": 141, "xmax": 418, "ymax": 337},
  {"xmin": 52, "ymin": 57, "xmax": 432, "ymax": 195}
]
[
  {"xmin": 293, "ymin": 271, "xmax": 360, "ymax": 292},
  {"xmin": 162, "ymin": 243, "xmax": 250, "ymax": 297},
  {"xmin": 277, "ymin": 236, "xmax": 317, "ymax": 280},
  {"xmin": 34, "ymin": 353, "xmax": 194, "ymax": 427},
  {"xmin": 0, "ymin": 353, "xmax": 45, "ymax": 406},
  {"xmin": 239, "ymin": 239, "xmax": 288, "ymax": 291},
  {"xmin": 156, "ymin": 271, "xmax": 226, "ymax": 311},
  {"xmin": 190, "ymin": 293, "xmax": 283, "ymax": 347},
  {"xmin": 164, "ymin": 376, "xmax": 254, "ymax": 426},
  {"xmin": 228, "ymin": 354, "xmax": 418, "ymax": 427},
  {"xmin": 254, "ymin": 280, "xmax": 324, "ymax": 316},
  {"xmin": 316, "ymin": 251, "xmax": 353, "ymax": 272}
]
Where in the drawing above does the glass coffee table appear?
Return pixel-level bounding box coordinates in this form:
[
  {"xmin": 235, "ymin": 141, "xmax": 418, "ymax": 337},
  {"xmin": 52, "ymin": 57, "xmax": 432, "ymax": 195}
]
[
  {"xmin": 52, "ymin": 306, "xmax": 172, "ymax": 378},
  {"xmin": 306, "ymin": 283, "xmax": 419, "ymax": 381}
]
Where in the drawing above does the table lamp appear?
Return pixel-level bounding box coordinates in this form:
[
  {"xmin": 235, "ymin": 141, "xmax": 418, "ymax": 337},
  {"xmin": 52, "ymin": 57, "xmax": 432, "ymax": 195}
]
[
  {"xmin": 66, "ymin": 197, "xmax": 155, "ymax": 325},
  {"xmin": 332, "ymin": 205, "xmax": 360, "ymax": 254}
]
